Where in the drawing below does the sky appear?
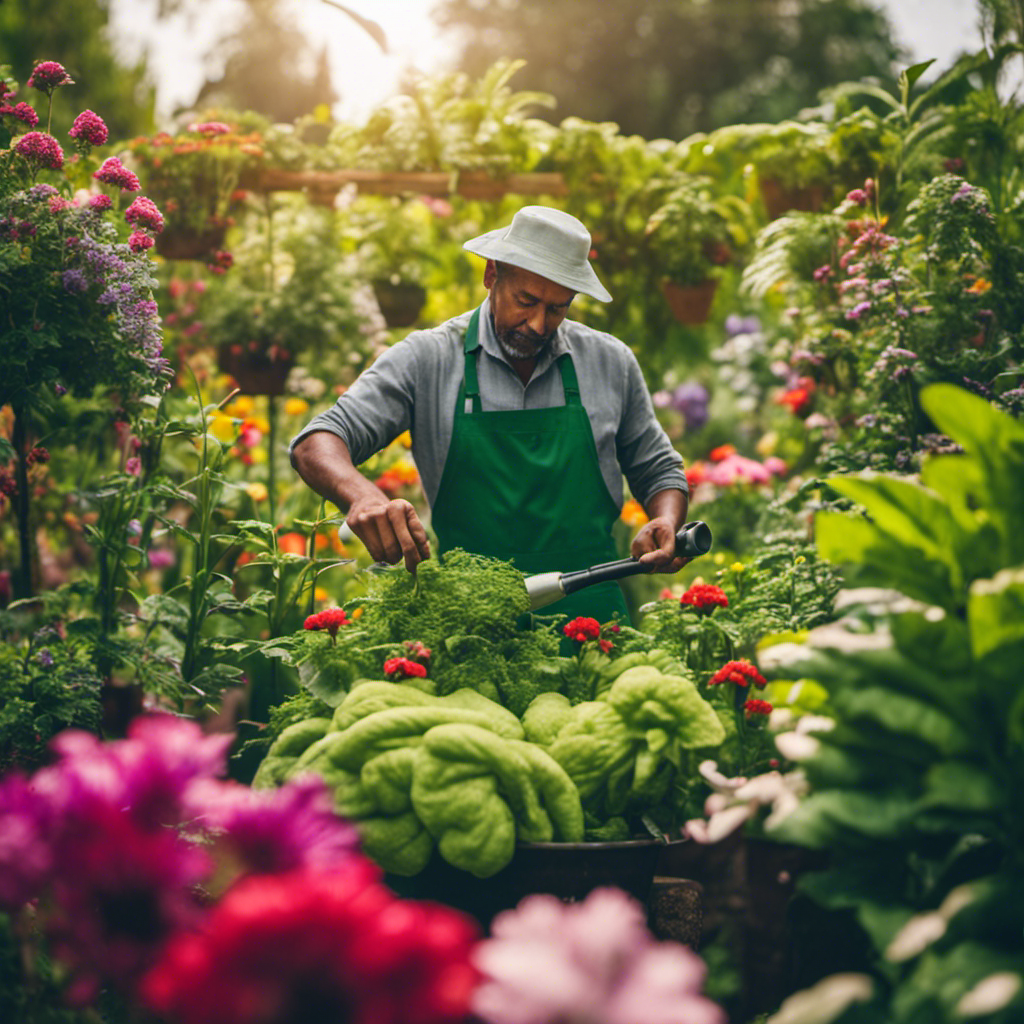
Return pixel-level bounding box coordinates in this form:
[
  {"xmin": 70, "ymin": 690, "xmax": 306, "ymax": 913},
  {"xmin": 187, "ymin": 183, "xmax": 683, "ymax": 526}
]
[{"xmin": 109, "ymin": 0, "xmax": 993, "ymax": 127}]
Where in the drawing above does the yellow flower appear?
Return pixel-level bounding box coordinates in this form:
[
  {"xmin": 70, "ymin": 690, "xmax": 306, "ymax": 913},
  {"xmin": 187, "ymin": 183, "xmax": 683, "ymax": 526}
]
[
  {"xmin": 730, "ymin": 561, "xmax": 746, "ymax": 573},
  {"xmin": 209, "ymin": 411, "xmax": 237, "ymax": 443},
  {"xmin": 794, "ymin": 555, "xmax": 806, "ymax": 565},
  {"xmin": 283, "ymin": 397, "xmax": 310, "ymax": 417},
  {"xmin": 756, "ymin": 431, "xmax": 779, "ymax": 457},
  {"xmin": 395, "ymin": 430, "xmax": 413, "ymax": 449},
  {"xmin": 249, "ymin": 446, "xmax": 268, "ymax": 466},
  {"xmin": 619, "ymin": 499, "xmax": 649, "ymax": 528},
  {"xmin": 713, "ymin": 552, "xmax": 726, "ymax": 565},
  {"xmin": 226, "ymin": 395, "xmax": 255, "ymax": 417},
  {"xmin": 247, "ymin": 415, "xmax": 270, "ymax": 434},
  {"xmin": 246, "ymin": 482, "xmax": 268, "ymax": 503},
  {"xmin": 314, "ymin": 586, "xmax": 329, "ymax": 602}
]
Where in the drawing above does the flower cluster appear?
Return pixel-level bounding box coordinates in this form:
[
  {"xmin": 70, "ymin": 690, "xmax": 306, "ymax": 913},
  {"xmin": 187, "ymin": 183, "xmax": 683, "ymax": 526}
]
[
  {"xmin": 0, "ymin": 100, "xmax": 39, "ymax": 127},
  {"xmin": 0, "ymin": 716, "xmax": 361, "ymax": 1005},
  {"xmin": 403, "ymin": 639, "xmax": 432, "ymax": 665},
  {"xmin": 709, "ymin": 659, "xmax": 767, "ymax": 688},
  {"xmin": 303, "ymin": 607, "xmax": 351, "ymax": 638},
  {"xmin": 26, "ymin": 60, "xmax": 74, "ymax": 92},
  {"xmin": 473, "ymin": 887, "xmax": 724, "ymax": 1024},
  {"xmin": 744, "ymin": 698, "xmax": 773, "ymax": 718},
  {"xmin": 94, "ymin": 155, "xmax": 142, "ymax": 192},
  {"xmin": 13, "ymin": 129, "xmax": 64, "ymax": 170},
  {"xmin": 564, "ymin": 616, "xmax": 601, "ymax": 643},
  {"xmin": 680, "ymin": 583, "xmax": 729, "ymax": 612},
  {"xmin": 384, "ymin": 656, "xmax": 428, "ymax": 679},
  {"xmin": 68, "ymin": 108, "xmax": 108, "ymax": 148}
]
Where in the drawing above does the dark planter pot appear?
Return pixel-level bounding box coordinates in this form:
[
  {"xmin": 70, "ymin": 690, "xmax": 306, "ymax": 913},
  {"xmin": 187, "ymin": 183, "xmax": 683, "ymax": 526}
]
[
  {"xmin": 758, "ymin": 178, "xmax": 831, "ymax": 220},
  {"xmin": 155, "ymin": 225, "xmax": 228, "ymax": 261},
  {"xmin": 217, "ymin": 343, "xmax": 295, "ymax": 396},
  {"xmin": 372, "ymin": 280, "xmax": 427, "ymax": 328},
  {"xmin": 661, "ymin": 279, "xmax": 719, "ymax": 326},
  {"xmin": 386, "ymin": 839, "xmax": 663, "ymax": 929}
]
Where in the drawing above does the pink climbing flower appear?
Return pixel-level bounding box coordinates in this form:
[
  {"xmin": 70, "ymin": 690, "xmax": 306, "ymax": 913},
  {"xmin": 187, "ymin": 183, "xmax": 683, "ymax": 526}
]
[{"xmin": 93, "ymin": 156, "xmax": 141, "ymax": 192}]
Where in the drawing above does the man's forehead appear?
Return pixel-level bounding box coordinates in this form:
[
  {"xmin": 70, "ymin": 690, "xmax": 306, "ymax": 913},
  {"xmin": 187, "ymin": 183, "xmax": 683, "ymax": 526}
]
[{"xmin": 504, "ymin": 264, "xmax": 576, "ymax": 304}]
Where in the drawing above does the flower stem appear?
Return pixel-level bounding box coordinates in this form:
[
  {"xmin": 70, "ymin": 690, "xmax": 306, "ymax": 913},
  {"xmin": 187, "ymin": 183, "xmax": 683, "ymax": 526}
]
[{"xmin": 11, "ymin": 406, "xmax": 36, "ymax": 599}]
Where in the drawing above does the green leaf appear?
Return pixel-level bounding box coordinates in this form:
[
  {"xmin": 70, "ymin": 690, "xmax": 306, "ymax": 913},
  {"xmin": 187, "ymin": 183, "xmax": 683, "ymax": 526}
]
[
  {"xmin": 298, "ymin": 658, "xmax": 348, "ymax": 707},
  {"xmin": 835, "ymin": 688, "xmax": 971, "ymax": 756},
  {"xmin": 898, "ymin": 59, "xmax": 935, "ymax": 108},
  {"xmin": 968, "ymin": 568, "xmax": 1024, "ymax": 661},
  {"xmin": 922, "ymin": 762, "xmax": 1004, "ymax": 813}
]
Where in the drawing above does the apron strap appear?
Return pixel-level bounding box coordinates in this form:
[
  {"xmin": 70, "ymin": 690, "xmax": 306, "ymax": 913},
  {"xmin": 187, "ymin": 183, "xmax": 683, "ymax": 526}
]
[{"xmin": 460, "ymin": 305, "xmax": 579, "ymax": 412}]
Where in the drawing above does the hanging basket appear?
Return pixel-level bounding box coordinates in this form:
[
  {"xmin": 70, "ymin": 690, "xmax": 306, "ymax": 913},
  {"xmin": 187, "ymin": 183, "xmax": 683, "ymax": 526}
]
[
  {"xmin": 758, "ymin": 178, "xmax": 830, "ymax": 221},
  {"xmin": 155, "ymin": 224, "xmax": 228, "ymax": 261},
  {"xmin": 661, "ymin": 279, "xmax": 719, "ymax": 326},
  {"xmin": 372, "ymin": 280, "xmax": 427, "ymax": 328},
  {"xmin": 216, "ymin": 343, "xmax": 294, "ymax": 396}
]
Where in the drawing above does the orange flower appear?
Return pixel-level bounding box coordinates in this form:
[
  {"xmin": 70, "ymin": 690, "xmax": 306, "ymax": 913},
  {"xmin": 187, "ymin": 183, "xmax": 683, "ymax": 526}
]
[
  {"xmin": 709, "ymin": 444, "xmax": 737, "ymax": 462},
  {"xmin": 277, "ymin": 532, "xmax": 307, "ymax": 556},
  {"xmin": 619, "ymin": 499, "xmax": 649, "ymax": 528}
]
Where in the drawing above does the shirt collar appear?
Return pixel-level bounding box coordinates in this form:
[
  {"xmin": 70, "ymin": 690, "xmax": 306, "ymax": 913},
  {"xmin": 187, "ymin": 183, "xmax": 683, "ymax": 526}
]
[{"xmin": 477, "ymin": 296, "xmax": 572, "ymax": 377}]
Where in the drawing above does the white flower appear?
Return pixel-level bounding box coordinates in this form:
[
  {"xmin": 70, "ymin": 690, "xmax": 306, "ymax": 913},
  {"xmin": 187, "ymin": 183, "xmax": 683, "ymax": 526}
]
[
  {"xmin": 767, "ymin": 974, "xmax": 874, "ymax": 1024},
  {"xmin": 775, "ymin": 731, "xmax": 821, "ymax": 761},
  {"xmin": 885, "ymin": 911, "xmax": 947, "ymax": 962},
  {"xmin": 956, "ymin": 972, "xmax": 1022, "ymax": 1016}
]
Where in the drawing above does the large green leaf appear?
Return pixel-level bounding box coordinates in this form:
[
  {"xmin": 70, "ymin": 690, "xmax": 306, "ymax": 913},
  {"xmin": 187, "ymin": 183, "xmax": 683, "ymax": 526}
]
[
  {"xmin": 771, "ymin": 790, "xmax": 920, "ymax": 847},
  {"xmin": 834, "ymin": 688, "xmax": 972, "ymax": 757},
  {"xmin": 921, "ymin": 762, "xmax": 1005, "ymax": 814},
  {"xmin": 968, "ymin": 567, "xmax": 1024, "ymax": 661}
]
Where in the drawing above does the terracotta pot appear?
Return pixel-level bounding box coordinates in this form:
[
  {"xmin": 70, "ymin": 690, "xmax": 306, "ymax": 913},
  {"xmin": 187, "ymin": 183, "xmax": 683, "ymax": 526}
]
[
  {"xmin": 155, "ymin": 225, "xmax": 227, "ymax": 261},
  {"xmin": 661, "ymin": 279, "xmax": 719, "ymax": 326},
  {"xmin": 759, "ymin": 178, "xmax": 831, "ymax": 220},
  {"xmin": 217, "ymin": 343, "xmax": 295, "ymax": 396},
  {"xmin": 372, "ymin": 280, "xmax": 427, "ymax": 328},
  {"xmin": 386, "ymin": 839, "xmax": 664, "ymax": 929}
]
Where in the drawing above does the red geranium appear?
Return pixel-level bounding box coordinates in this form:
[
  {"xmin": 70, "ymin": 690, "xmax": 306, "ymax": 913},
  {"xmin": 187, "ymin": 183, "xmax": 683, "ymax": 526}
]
[
  {"xmin": 708, "ymin": 659, "xmax": 767, "ymax": 688},
  {"xmin": 384, "ymin": 657, "xmax": 428, "ymax": 680},
  {"xmin": 563, "ymin": 616, "xmax": 601, "ymax": 644},
  {"xmin": 680, "ymin": 584, "xmax": 729, "ymax": 612},
  {"xmin": 744, "ymin": 698, "xmax": 773, "ymax": 719},
  {"xmin": 140, "ymin": 862, "xmax": 479, "ymax": 1024},
  {"xmin": 304, "ymin": 607, "xmax": 350, "ymax": 638}
]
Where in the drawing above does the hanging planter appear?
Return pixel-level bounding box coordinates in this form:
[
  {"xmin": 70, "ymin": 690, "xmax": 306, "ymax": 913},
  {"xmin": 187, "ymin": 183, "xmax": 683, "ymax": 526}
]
[
  {"xmin": 372, "ymin": 279, "xmax": 427, "ymax": 328},
  {"xmin": 216, "ymin": 342, "xmax": 294, "ymax": 396},
  {"xmin": 155, "ymin": 224, "xmax": 228, "ymax": 261},
  {"xmin": 661, "ymin": 279, "xmax": 719, "ymax": 326}
]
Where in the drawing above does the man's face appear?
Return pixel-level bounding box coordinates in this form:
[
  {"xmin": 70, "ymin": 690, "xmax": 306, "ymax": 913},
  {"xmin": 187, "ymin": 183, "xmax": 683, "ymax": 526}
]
[{"xmin": 486, "ymin": 263, "xmax": 575, "ymax": 362}]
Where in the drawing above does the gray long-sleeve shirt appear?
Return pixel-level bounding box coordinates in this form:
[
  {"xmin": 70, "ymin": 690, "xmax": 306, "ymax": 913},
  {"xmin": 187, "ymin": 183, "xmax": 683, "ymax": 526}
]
[{"xmin": 290, "ymin": 297, "xmax": 687, "ymax": 510}]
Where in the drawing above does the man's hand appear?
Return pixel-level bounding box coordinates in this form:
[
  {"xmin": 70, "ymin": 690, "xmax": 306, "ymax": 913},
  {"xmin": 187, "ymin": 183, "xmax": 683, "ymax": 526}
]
[
  {"xmin": 346, "ymin": 495, "xmax": 431, "ymax": 572},
  {"xmin": 631, "ymin": 515, "xmax": 688, "ymax": 573}
]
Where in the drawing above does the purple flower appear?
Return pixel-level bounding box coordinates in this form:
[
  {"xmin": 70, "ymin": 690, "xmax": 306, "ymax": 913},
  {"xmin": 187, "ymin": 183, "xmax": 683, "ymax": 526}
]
[
  {"xmin": 68, "ymin": 109, "xmax": 108, "ymax": 147},
  {"xmin": 671, "ymin": 381, "xmax": 710, "ymax": 431},
  {"xmin": 27, "ymin": 61, "xmax": 74, "ymax": 92},
  {"xmin": 54, "ymin": 382, "xmax": 67, "ymax": 396},
  {"xmin": 951, "ymin": 182, "xmax": 975, "ymax": 203},
  {"xmin": 36, "ymin": 647, "xmax": 55, "ymax": 668},
  {"xmin": 846, "ymin": 188, "xmax": 868, "ymax": 205},
  {"xmin": 724, "ymin": 313, "xmax": 761, "ymax": 337},
  {"xmin": 93, "ymin": 156, "xmax": 141, "ymax": 192},
  {"xmin": 0, "ymin": 772, "xmax": 54, "ymax": 909},
  {"xmin": 473, "ymin": 888, "xmax": 725, "ymax": 1024},
  {"xmin": 125, "ymin": 195, "xmax": 164, "ymax": 233},
  {"xmin": 13, "ymin": 130, "xmax": 64, "ymax": 170},
  {"xmin": 185, "ymin": 774, "xmax": 360, "ymax": 877},
  {"xmin": 62, "ymin": 268, "xmax": 89, "ymax": 293},
  {"xmin": 846, "ymin": 300, "xmax": 873, "ymax": 321},
  {"xmin": 146, "ymin": 548, "xmax": 175, "ymax": 570},
  {"xmin": 27, "ymin": 183, "xmax": 58, "ymax": 199}
]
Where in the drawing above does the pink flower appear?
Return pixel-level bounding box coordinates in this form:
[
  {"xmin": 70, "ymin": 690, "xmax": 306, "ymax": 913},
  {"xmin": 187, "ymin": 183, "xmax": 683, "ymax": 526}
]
[
  {"xmin": 69, "ymin": 109, "xmax": 109, "ymax": 147},
  {"xmin": 125, "ymin": 195, "xmax": 164, "ymax": 233},
  {"xmin": 0, "ymin": 772, "xmax": 55, "ymax": 909},
  {"xmin": 473, "ymin": 887, "xmax": 724, "ymax": 1024},
  {"xmin": 763, "ymin": 456, "xmax": 787, "ymax": 476},
  {"xmin": 88, "ymin": 193, "xmax": 112, "ymax": 210},
  {"xmin": 128, "ymin": 230, "xmax": 154, "ymax": 252},
  {"xmin": 188, "ymin": 120, "xmax": 232, "ymax": 136},
  {"xmin": 13, "ymin": 130, "xmax": 64, "ymax": 170},
  {"xmin": 27, "ymin": 61, "xmax": 74, "ymax": 91},
  {"xmin": 125, "ymin": 456, "xmax": 142, "ymax": 476},
  {"xmin": 0, "ymin": 101, "xmax": 40, "ymax": 126},
  {"xmin": 147, "ymin": 548, "xmax": 175, "ymax": 570},
  {"xmin": 93, "ymin": 155, "xmax": 141, "ymax": 192},
  {"xmin": 706, "ymin": 453, "xmax": 772, "ymax": 486}
]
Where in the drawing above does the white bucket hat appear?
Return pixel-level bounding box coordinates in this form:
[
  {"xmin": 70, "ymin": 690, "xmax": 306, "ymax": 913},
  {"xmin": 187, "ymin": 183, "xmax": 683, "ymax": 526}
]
[{"xmin": 463, "ymin": 206, "xmax": 612, "ymax": 303}]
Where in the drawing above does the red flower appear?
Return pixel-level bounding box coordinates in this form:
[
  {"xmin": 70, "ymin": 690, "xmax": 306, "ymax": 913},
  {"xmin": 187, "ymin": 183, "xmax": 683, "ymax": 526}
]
[
  {"xmin": 744, "ymin": 699, "xmax": 773, "ymax": 719},
  {"xmin": 304, "ymin": 607, "xmax": 350, "ymax": 638},
  {"xmin": 563, "ymin": 616, "xmax": 601, "ymax": 643},
  {"xmin": 680, "ymin": 584, "xmax": 729, "ymax": 612},
  {"xmin": 708, "ymin": 659, "xmax": 767, "ymax": 688},
  {"xmin": 140, "ymin": 862, "xmax": 480, "ymax": 1024},
  {"xmin": 598, "ymin": 638, "xmax": 615, "ymax": 654},
  {"xmin": 383, "ymin": 657, "xmax": 428, "ymax": 680},
  {"xmin": 708, "ymin": 444, "xmax": 737, "ymax": 463}
]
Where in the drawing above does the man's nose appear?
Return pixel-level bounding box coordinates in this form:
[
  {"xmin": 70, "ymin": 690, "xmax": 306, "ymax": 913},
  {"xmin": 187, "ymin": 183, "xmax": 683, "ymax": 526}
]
[{"xmin": 526, "ymin": 306, "xmax": 547, "ymax": 336}]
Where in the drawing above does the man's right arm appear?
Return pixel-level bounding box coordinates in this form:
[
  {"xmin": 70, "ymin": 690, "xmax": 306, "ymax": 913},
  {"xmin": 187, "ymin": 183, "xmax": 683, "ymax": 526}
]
[{"xmin": 290, "ymin": 431, "xmax": 431, "ymax": 571}]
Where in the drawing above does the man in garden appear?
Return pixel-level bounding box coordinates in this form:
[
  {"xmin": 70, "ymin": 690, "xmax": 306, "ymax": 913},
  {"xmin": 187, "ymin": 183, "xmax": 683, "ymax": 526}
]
[{"xmin": 290, "ymin": 205, "xmax": 689, "ymax": 625}]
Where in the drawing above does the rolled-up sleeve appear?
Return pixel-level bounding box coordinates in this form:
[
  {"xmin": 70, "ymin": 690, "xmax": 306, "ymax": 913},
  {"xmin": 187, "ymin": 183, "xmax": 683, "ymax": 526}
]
[
  {"xmin": 616, "ymin": 351, "xmax": 688, "ymax": 506},
  {"xmin": 289, "ymin": 338, "xmax": 418, "ymax": 464}
]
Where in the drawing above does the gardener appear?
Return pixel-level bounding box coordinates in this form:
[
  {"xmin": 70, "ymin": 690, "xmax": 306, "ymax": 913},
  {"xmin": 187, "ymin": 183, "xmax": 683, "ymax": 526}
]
[{"xmin": 290, "ymin": 205, "xmax": 689, "ymax": 626}]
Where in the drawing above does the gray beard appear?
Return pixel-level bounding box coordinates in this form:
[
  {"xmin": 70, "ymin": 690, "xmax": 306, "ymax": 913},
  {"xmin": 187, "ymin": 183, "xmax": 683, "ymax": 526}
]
[{"xmin": 496, "ymin": 326, "xmax": 554, "ymax": 362}]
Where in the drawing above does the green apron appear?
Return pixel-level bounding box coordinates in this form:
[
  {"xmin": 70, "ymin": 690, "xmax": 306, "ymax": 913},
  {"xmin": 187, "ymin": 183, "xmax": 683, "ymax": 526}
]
[{"xmin": 431, "ymin": 307, "xmax": 631, "ymax": 630}]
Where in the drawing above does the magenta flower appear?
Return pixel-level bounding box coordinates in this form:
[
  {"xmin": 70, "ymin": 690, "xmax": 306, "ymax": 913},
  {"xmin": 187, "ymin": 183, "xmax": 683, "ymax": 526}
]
[
  {"xmin": 473, "ymin": 888, "xmax": 725, "ymax": 1024},
  {"xmin": 13, "ymin": 130, "xmax": 64, "ymax": 170},
  {"xmin": 706, "ymin": 453, "xmax": 772, "ymax": 486},
  {"xmin": 125, "ymin": 195, "xmax": 164, "ymax": 233},
  {"xmin": 27, "ymin": 60, "xmax": 74, "ymax": 92},
  {"xmin": 93, "ymin": 155, "xmax": 141, "ymax": 192},
  {"xmin": 0, "ymin": 101, "xmax": 40, "ymax": 126},
  {"xmin": 0, "ymin": 772, "xmax": 55, "ymax": 909},
  {"xmin": 69, "ymin": 109, "xmax": 109, "ymax": 147},
  {"xmin": 88, "ymin": 192, "xmax": 113, "ymax": 210},
  {"xmin": 188, "ymin": 120, "xmax": 232, "ymax": 136},
  {"xmin": 128, "ymin": 229, "xmax": 155, "ymax": 252},
  {"xmin": 186, "ymin": 774, "xmax": 361, "ymax": 877}
]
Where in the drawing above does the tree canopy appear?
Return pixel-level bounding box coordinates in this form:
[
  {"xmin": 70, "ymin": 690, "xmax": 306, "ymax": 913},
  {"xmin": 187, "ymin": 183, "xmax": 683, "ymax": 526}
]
[{"xmin": 434, "ymin": 0, "xmax": 907, "ymax": 140}]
